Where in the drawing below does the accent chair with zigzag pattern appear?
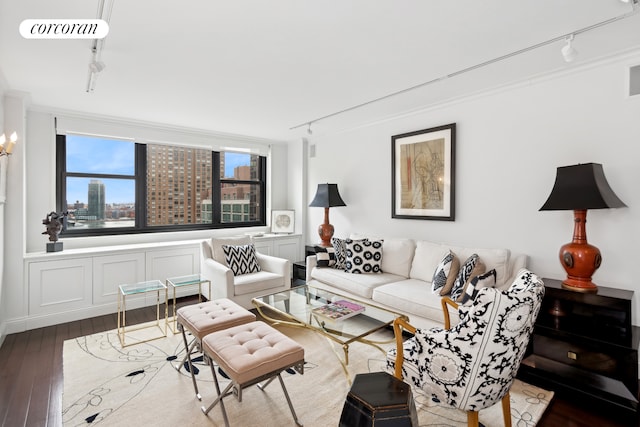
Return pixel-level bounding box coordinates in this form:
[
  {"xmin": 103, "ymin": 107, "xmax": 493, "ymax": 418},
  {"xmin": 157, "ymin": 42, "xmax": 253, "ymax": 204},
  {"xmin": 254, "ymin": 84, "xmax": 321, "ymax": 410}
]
[{"xmin": 200, "ymin": 236, "xmax": 292, "ymax": 309}]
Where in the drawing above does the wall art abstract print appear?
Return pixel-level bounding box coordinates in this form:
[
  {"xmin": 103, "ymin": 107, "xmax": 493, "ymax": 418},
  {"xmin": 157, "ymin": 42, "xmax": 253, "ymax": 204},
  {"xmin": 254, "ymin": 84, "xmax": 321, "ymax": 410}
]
[{"xmin": 392, "ymin": 123, "xmax": 455, "ymax": 221}]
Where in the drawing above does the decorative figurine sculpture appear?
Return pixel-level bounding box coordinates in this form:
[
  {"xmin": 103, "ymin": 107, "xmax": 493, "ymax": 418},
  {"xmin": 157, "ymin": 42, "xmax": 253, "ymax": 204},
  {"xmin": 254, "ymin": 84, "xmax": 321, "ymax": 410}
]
[{"xmin": 43, "ymin": 211, "xmax": 68, "ymax": 252}]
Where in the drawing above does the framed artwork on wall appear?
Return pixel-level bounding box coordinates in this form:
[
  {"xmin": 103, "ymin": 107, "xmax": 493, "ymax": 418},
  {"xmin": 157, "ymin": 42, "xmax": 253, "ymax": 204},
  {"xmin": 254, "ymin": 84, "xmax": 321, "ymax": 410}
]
[
  {"xmin": 391, "ymin": 123, "xmax": 456, "ymax": 221},
  {"xmin": 271, "ymin": 209, "xmax": 295, "ymax": 233}
]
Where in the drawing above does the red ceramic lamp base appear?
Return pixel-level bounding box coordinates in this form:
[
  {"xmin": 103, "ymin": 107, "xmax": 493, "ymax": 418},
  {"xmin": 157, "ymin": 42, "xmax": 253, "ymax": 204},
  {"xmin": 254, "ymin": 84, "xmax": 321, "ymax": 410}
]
[
  {"xmin": 318, "ymin": 207, "xmax": 334, "ymax": 247},
  {"xmin": 559, "ymin": 210, "xmax": 600, "ymax": 293},
  {"xmin": 318, "ymin": 222, "xmax": 334, "ymax": 247}
]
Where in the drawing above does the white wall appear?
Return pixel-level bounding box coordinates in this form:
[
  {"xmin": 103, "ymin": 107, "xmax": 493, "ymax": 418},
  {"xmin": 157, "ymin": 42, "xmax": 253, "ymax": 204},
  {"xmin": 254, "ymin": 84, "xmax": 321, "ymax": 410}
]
[{"xmin": 306, "ymin": 50, "xmax": 640, "ymax": 325}]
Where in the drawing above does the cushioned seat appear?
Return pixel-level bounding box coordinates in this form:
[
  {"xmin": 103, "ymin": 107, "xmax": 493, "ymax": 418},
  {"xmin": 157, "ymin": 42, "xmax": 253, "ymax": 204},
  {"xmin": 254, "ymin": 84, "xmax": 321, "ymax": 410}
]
[
  {"xmin": 176, "ymin": 299, "xmax": 255, "ymax": 399},
  {"xmin": 201, "ymin": 321, "xmax": 305, "ymax": 426}
]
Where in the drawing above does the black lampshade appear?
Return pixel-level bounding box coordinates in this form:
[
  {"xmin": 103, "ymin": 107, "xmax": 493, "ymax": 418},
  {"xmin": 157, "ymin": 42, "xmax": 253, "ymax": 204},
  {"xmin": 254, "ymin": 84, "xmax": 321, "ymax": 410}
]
[
  {"xmin": 539, "ymin": 163, "xmax": 626, "ymax": 211},
  {"xmin": 309, "ymin": 183, "xmax": 347, "ymax": 208}
]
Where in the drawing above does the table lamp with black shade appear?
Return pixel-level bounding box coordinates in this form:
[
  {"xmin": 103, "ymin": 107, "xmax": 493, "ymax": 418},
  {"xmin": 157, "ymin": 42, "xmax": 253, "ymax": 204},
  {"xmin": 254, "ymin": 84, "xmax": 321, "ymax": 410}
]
[
  {"xmin": 309, "ymin": 183, "xmax": 346, "ymax": 247},
  {"xmin": 539, "ymin": 163, "xmax": 626, "ymax": 293}
]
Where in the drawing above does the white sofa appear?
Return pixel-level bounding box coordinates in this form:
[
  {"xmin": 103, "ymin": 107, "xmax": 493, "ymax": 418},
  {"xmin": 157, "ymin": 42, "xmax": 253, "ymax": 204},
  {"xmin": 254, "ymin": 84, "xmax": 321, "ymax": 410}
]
[{"xmin": 305, "ymin": 236, "xmax": 527, "ymax": 330}]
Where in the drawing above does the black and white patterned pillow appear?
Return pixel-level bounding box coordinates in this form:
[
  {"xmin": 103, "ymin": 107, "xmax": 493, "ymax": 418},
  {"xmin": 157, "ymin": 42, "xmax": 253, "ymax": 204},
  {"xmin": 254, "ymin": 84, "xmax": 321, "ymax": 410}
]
[
  {"xmin": 459, "ymin": 269, "xmax": 497, "ymax": 304},
  {"xmin": 450, "ymin": 254, "xmax": 485, "ymax": 301},
  {"xmin": 331, "ymin": 237, "xmax": 353, "ymax": 270},
  {"xmin": 345, "ymin": 239, "xmax": 383, "ymax": 274},
  {"xmin": 432, "ymin": 251, "xmax": 458, "ymax": 295},
  {"xmin": 222, "ymin": 244, "xmax": 261, "ymax": 276},
  {"xmin": 315, "ymin": 245, "xmax": 336, "ymax": 268}
]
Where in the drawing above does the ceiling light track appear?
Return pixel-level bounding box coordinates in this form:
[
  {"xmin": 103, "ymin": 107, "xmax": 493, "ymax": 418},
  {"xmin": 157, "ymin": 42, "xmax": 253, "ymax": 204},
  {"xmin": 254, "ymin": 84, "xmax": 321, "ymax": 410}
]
[
  {"xmin": 290, "ymin": 5, "xmax": 639, "ymax": 132},
  {"xmin": 86, "ymin": 0, "xmax": 115, "ymax": 93}
]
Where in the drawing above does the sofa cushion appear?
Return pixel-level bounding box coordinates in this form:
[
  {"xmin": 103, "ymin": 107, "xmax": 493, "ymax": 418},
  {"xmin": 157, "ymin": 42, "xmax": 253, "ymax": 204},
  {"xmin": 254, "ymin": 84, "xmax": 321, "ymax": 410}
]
[
  {"xmin": 211, "ymin": 236, "xmax": 251, "ymax": 266},
  {"xmin": 432, "ymin": 250, "xmax": 460, "ymax": 295},
  {"xmin": 350, "ymin": 234, "xmax": 415, "ymax": 277},
  {"xmin": 315, "ymin": 245, "xmax": 336, "ymax": 268},
  {"xmin": 345, "ymin": 239, "xmax": 383, "ymax": 274},
  {"xmin": 381, "ymin": 238, "xmax": 415, "ymax": 278},
  {"xmin": 310, "ymin": 267, "xmax": 402, "ymax": 299},
  {"xmin": 410, "ymin": 241, "xmax": 450, "ymax": 282},
  {"xmin": 233, "ymin": 271, "xmax": 284, "ymax": 295},
  {"xmin": 449, "ymin": 254, "xmax": 486, "ymax": 300},
  {"xmin": 222, "ymin": 244, "xmax": 261, "ymax": 276},
  {"xmin": 372, "ymin": 279, "xmax": 446, "ymax": 324}
]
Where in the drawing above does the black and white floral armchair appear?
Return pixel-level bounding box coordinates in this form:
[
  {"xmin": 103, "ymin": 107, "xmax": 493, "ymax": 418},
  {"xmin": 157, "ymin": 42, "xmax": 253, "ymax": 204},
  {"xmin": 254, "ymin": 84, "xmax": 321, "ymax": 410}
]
[{"xmin": 387, "ymin": 269, "xmax": 545, "ymax": 427}]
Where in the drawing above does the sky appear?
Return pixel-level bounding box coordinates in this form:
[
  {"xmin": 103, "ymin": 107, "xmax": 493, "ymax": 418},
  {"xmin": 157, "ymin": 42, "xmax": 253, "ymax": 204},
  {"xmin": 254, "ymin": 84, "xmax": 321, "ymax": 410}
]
[{"xmin": 65, "ymin": 135, "xmax": 250, "ymax": 205}]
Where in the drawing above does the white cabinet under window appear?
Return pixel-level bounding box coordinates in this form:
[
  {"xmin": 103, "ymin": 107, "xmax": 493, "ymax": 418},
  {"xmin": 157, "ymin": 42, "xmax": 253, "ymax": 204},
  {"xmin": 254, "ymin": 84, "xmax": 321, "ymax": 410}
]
[
  {"xmin": 24, "ymin": 241, "xmax": 200, "ymax": 328},
  {"xmin": 253, "ymin": 234, "xmax": 302, "ymax": 262}
]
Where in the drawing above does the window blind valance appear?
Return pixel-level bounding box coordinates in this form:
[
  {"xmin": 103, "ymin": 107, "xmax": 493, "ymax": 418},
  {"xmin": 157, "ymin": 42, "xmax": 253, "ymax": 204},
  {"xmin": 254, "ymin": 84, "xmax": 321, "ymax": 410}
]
[{"xmin": 55, "ymin": 114, "xmax": 272, "ymax": 156}]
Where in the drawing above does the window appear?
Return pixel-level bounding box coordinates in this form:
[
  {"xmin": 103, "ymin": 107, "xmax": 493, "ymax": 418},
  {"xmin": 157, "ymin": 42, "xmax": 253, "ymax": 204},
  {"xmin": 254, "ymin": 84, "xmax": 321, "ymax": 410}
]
[{"xmin": 56, "ymin": 134, "xmax": 266, "ymax": 236}]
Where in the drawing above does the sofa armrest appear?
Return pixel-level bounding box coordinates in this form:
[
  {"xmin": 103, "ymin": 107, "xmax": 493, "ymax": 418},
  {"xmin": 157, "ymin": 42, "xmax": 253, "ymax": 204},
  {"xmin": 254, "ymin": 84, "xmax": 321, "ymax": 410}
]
[
  {"xmin": 200, "ymin": 257, "xmax": 235, "ymax": 300},
  {"xmin": 256, "ymin": 252, "xmax": 291, "ymax": 286},
  {"xmin": 305, "ymin": 254, "xmax": 317, "ymax": 282}
]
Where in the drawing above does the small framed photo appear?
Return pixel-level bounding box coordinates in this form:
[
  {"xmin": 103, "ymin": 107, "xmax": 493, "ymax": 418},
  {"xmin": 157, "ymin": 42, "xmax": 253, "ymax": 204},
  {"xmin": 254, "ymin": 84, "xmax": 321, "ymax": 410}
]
[
  {"xmin": 392, "ymin": 123, "xmax": 456, "ymax": 221},
  {"xmin": 271, "ymin": 210, "xmax": 295, "ymax": 233}
]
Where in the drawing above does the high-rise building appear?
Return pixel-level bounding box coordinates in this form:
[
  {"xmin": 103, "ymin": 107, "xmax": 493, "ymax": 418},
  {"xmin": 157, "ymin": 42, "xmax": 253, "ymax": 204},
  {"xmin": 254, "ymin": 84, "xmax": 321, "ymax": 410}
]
[
  {"xmin": 87, "ymin": 179, "xmax": 105, "ymax": 220},
  {"xmin": 146, "ymin": 145, "xmax": 213, "ymax": 225}
]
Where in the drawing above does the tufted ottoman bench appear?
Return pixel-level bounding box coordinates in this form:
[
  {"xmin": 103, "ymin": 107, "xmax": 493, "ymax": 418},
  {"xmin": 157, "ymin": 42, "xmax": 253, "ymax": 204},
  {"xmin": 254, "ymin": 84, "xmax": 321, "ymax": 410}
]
[
  {"xmin": 176, "ymin": 298, "xmax": 256, "ymax": 399},
  {"xmin": 201, "ymin": 320, "xmax": 305, "ymax": 427}
]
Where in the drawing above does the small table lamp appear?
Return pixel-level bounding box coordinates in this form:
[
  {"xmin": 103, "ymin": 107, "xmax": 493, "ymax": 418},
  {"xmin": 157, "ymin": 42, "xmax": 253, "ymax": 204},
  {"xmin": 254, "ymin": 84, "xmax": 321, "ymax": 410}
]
[
  {"xmin": 309, "ymin": 183, "xmax": 347, "ymax": 247},
  {"xmin": 539, "ymin": 163, "xmax": 626, "ymax": 292}
]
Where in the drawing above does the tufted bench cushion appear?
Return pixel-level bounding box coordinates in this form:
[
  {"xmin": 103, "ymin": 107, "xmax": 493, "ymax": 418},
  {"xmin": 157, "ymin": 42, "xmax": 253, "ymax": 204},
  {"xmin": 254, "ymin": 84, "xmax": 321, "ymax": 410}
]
[
  {"xmin": 202, "ymin": 321, "xmax": 304, "ymax": 385},
  {"xmin": 177, "ymin": 298, "xmax": 255, "ymax": 340}
]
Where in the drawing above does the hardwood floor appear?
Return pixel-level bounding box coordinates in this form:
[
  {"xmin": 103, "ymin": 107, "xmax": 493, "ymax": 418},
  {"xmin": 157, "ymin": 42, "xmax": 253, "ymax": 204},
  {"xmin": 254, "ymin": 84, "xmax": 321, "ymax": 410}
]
[{"xmin": 0, "ymin": 297, "xmax": 637, "ymax": 427}]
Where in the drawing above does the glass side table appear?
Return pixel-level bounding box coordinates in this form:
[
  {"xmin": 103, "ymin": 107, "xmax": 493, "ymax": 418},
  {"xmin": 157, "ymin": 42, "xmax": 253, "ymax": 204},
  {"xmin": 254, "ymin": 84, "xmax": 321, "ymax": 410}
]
[
  {"xmin": 117, "ymin": 279, "xmax": 168, "ymax": 347},
  {"xmin": 166, "ymin": 274, "xmax": 212, "ymax": 333}
]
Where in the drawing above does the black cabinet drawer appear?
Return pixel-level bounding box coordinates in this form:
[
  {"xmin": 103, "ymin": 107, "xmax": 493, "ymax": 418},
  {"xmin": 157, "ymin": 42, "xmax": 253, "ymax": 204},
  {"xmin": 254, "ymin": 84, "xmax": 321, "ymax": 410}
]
[{"xmin": 534, "ymin": 334, "xmax": 618, "ymax": 376}]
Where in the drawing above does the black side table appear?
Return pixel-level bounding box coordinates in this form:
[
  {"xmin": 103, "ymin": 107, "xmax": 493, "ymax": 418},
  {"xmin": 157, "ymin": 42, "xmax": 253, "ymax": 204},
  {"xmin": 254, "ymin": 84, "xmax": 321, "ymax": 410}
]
[
  {"xmin": 339, "ymin": 371, "xmax": 418, "ymax": 427},
  {"xmin": 518, "ymin": 278, "xmax": 639, "ymax": 417},
  {"xmin": 292, "ymin": 261, "xmax": 306, "ymax": 286}
]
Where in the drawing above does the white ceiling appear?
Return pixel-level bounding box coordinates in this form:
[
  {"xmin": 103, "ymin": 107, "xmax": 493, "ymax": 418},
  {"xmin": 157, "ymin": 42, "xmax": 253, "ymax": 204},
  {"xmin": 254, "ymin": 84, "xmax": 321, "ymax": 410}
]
[{"xmin": 1, "ymin": 1, "xmax": 640, "ymax": 142}]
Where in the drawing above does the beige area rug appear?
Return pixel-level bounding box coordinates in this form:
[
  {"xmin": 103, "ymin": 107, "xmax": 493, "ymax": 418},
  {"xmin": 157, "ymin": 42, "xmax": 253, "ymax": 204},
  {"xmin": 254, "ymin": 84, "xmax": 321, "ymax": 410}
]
[{"xmin": 62, "ymin": 320, "xmax": 553, "ymax": 426}]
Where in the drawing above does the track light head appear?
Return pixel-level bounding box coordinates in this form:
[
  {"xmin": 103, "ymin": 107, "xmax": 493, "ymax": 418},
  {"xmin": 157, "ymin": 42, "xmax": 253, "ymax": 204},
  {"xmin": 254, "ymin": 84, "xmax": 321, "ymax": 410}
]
[
  {"xmin": 561, "ymin": 35, "xmax": 578, "ymax": 63},
  {"xmin": 307, "ymin": 123, "xmax": 313, "ymax": 135},
  {"xmin": 89, "ymin": 61, "xmax": 106, "ymax": 73}
]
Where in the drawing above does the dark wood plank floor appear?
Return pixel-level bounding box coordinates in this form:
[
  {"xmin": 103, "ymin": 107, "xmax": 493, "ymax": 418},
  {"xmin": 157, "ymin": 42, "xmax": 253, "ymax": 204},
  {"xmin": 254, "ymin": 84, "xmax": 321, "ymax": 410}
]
[{"xmin": 0, "ymin": 297, "xmax": 637, "ymax": 427}]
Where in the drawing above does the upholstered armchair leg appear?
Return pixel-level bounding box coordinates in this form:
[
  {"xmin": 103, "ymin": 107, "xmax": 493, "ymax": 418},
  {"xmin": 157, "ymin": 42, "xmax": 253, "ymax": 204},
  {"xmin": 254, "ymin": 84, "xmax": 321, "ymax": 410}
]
[
  {"xmin": 467, "ymin": 410, "xmax": 479, "ymax": 427},
  {"xmin": 501, "ymin": 392, "xmax": 512, "ymax": 427}
]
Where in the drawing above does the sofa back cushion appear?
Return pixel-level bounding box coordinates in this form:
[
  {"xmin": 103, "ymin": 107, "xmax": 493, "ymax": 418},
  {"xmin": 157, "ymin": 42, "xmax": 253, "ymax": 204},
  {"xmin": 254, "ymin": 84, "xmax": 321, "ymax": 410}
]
[
  {"xmin": 380, "ymin": 238, "xmax": 415, "ymax": 277},
  {"xmin": 409, "ymin": 241, "xmax": 450, "ymax": 282}
]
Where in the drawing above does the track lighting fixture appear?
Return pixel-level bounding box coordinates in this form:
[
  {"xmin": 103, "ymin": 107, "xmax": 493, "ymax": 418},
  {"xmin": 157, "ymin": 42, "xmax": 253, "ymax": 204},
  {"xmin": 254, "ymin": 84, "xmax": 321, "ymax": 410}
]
[
  {"xmin": 561, "ymin": 35, "xmax": 578, "ymax": 63},
  {"xmin": 307, "ymin": 123, "xmax": 313, "ymax": 135}
]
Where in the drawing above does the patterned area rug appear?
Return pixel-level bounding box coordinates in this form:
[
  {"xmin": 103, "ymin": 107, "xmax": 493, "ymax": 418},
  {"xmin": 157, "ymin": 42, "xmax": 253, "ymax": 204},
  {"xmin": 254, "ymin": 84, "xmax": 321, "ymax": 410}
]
[{"xmin": 62, "ymin": 320, "xmax": 553, "ymax": 426}]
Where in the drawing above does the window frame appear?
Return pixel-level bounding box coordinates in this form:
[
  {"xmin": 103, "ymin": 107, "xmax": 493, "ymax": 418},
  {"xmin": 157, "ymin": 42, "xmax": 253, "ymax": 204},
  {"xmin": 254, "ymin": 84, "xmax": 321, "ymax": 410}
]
[{"xmin": 56, "ymin": 134, "xmax": 267, "ymax": 237}]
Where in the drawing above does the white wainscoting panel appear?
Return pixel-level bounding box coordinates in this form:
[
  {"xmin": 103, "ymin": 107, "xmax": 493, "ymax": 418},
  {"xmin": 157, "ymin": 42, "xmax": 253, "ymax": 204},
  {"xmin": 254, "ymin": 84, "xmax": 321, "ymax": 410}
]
[
  {"xmin": 29, "ymin": 258, "xmax": 93, "ymax": 315},
  {"xmin": 93, "ymin": 252, "xmax": 146, "ymax": 306}
]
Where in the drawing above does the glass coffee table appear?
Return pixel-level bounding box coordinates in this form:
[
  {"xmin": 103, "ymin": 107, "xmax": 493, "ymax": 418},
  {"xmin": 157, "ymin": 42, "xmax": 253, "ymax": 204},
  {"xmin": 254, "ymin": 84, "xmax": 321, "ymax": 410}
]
[{"xmin": 252, "ymin": 285, "xmax": 408, "ymax": 374}]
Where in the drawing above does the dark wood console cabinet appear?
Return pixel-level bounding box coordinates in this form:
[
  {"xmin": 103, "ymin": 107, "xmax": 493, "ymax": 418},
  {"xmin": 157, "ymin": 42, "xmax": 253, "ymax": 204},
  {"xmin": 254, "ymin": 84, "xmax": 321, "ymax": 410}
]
[{"xmin": 518, "ymin": 278, "xmax": 639, "ymax": 416}]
